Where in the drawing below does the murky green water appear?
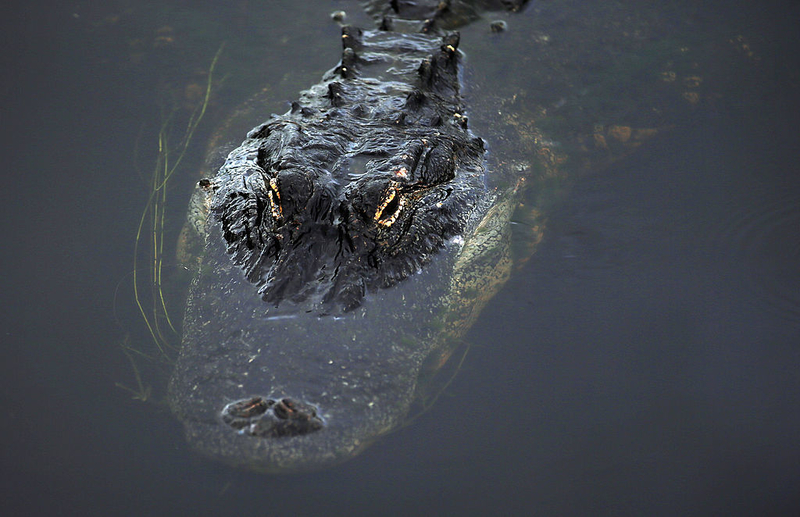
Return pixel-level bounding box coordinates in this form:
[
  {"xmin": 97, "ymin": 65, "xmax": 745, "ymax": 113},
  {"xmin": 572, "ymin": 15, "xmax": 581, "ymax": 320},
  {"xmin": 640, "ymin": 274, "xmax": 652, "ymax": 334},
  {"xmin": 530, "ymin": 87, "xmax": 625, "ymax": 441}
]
[{"xmin": 2, "ymin": 1, "xmax": 799, "ymax": 515}]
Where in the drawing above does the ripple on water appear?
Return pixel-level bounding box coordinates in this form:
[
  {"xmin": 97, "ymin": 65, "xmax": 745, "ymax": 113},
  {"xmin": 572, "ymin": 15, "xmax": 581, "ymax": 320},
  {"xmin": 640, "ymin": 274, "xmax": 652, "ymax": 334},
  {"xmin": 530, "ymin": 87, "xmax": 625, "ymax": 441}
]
[{"xmin": 717, "ymin": 187, "xmax": 800, "ymax": 327}]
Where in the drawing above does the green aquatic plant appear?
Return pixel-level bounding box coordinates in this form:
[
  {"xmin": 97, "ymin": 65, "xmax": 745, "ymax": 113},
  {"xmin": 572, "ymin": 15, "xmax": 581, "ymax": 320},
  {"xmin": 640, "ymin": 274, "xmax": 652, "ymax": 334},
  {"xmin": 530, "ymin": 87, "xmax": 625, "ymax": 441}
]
[
  {"xmin": 116, "ymin": 45, "xmax": 224, "ymax": 400},
  {"xmin": 114, "ymin": 334, "xmax": 154, "ymax": 402},
  {"xmin": 132, "ymin": 44, "xmax": 223, "ymax": 360}
]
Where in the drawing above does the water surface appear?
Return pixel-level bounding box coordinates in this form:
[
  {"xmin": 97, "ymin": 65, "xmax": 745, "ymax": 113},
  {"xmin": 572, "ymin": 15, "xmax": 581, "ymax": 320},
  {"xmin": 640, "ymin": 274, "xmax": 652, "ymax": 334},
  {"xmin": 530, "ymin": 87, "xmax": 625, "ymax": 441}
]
[{"xmin": 2, "ymin": 0, "xmax": 799, "ymax": 515}]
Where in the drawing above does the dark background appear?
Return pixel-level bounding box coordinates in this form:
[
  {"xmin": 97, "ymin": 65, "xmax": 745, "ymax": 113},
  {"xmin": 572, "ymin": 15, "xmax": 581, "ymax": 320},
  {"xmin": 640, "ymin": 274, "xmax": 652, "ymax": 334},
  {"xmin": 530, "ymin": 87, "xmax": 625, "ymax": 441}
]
[{"xmin": 2, "ymin": 1, "xmax": 799, "ymax": 515}]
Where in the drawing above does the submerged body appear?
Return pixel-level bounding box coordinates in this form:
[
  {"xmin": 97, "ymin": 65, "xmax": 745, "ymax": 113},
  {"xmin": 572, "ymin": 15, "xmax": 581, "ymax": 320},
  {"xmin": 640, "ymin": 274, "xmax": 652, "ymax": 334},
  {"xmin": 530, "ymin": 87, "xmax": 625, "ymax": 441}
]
[
  {"xmin": 169, "ymin": 1, "xmax": 530, "ymax": 471},
  {"xmin": 166, "ymin": 0, "xmax": 748, "ymax": 471}
]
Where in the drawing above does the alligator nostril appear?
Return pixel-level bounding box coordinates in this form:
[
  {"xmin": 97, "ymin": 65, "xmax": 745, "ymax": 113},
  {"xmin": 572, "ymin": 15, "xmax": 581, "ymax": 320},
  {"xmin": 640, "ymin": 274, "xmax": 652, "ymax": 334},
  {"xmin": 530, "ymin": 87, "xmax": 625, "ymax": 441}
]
[
  {"xmin": 221, "ymin": 397, "xmax": 274, "ymax": 429},
  {"xmin": 274, "ymin": 398, "xmax": 300, "ymax": 419},
  {"xmin": 274, "ymin": 398, "xmax": 318, "ymax": 421},
  {"xmin": 221, "ymin": 396, "xmax": 323, "ymax": 437},
  {"xmin": 228, "ymin": 397, "xmax": 272, "ymax": 418}
]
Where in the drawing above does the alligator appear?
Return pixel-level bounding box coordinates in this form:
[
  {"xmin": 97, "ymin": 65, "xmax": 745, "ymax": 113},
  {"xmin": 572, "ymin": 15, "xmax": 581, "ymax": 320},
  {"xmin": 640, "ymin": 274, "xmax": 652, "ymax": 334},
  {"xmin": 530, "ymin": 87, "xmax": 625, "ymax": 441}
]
[
  {"xmin": 167, "ymin": 0, "xmax": 537, "ymax": 471},
  {"xmin": 167, "ymin": 0, "xmax": 738, "ymax": 471}
]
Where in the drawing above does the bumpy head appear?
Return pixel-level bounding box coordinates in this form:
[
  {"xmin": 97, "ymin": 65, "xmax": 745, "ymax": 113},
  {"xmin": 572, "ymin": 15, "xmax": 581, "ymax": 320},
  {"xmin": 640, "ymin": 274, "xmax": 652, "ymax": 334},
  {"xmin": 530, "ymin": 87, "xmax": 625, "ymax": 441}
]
[
  {"xmin": 171, "ymin": 28, "xmax": 496, "ymax": 472},
  {"xmin": 208, "ymin": 29, "xmax": 487, "ymax": 312}
]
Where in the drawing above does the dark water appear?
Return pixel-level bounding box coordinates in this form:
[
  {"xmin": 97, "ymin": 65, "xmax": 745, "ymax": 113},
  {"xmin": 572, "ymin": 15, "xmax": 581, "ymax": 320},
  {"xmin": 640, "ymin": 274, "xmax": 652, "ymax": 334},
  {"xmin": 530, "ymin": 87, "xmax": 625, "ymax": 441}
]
[{"xmin": 3, "ymin": 1, "xmax": 799, "ymax": 515}]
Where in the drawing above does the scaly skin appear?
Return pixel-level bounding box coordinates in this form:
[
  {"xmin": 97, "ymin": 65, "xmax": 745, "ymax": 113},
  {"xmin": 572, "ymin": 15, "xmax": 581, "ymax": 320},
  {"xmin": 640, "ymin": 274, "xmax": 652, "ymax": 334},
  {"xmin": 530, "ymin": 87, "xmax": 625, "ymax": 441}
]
[
  {"xmin": 170, "ymin": 2, "xmax": 533, "ymax": 471},
  {"xmin": 169, "ymin": 0, "xmax": 745, "ymax": 471}
]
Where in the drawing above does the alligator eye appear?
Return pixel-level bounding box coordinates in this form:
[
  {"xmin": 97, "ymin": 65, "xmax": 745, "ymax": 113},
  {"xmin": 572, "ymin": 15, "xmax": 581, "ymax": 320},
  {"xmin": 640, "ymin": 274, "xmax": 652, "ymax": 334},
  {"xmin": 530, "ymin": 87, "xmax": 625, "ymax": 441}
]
[
  {"xmin": 267, "ymin": 177, "xmax": 283, "ymax": 221},
  {"xmin": 374, "ymin": 182, "xmax": 406, "ymax": 227}
]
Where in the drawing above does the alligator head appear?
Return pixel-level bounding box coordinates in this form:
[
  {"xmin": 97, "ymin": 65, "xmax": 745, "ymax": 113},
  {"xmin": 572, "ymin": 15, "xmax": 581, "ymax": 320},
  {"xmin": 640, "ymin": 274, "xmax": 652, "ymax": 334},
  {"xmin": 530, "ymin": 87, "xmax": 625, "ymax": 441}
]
[
  {"xmin": 169, "ymin": 26, "xmax": 515, "ymax": 471},
  {"xmin": 207, "ymin": 29, "xmax": 485, "ymax": 314},
  {"xmin": 214, "ymin": 127, "xmax": 485, "ymax": 313}
]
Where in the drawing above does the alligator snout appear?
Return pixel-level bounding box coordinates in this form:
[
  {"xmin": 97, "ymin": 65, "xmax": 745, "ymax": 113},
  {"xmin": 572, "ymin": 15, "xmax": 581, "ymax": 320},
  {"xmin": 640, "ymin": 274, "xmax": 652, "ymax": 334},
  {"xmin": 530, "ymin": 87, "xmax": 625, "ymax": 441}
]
[{"xmin": 221, "ymin": 396, "xmax": 323, "ymax": 438}]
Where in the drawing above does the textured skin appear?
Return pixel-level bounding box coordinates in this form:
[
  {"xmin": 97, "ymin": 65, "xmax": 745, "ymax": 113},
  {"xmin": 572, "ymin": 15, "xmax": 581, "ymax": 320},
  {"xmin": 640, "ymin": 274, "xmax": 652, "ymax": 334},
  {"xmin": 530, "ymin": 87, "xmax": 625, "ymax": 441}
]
[
  {"xmin": 169, "ymin": 1, "xmax": 528, "ymax": 471},
  {"xmin": 209, "ymin": 29, "xmax": 485, "ymax": 313}
]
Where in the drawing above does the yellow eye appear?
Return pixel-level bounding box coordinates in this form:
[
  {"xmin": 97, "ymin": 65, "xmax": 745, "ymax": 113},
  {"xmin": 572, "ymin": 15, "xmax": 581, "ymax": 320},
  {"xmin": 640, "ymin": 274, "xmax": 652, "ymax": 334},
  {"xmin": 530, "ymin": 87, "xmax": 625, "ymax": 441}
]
[
  {"xmin": 374, "ymin": 181, "xmax": 405, "ymax": 227},
  {"xmin": 267, "ymin": 177, "xmax": 283, "ymax": 220}
]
